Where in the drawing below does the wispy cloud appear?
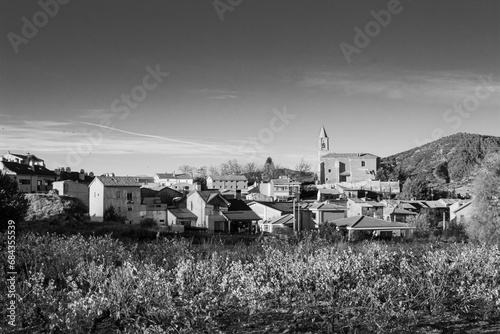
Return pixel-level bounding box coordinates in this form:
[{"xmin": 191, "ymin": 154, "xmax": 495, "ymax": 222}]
[
  {"xmin": 0, "ymin": 119, "xmax": 257, "ymax": 159},
  {"xmin": 189, "ymin": 88, "xmax": 239, "ymax": 100},
  {"xmin": 299, "ymin": 67, "xmax": 500, "ymax": 103}
]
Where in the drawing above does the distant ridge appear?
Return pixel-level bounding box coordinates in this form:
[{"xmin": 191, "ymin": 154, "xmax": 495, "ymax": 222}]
[{"xmin": 377, "ymin": 133, "xmax": 500, "ymax": 190}]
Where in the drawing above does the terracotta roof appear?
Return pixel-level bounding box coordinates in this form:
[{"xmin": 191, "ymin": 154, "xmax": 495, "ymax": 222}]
[
  {"xmin": 322, "ymin": 153, "xmax": 379, "ymax": 159},
  {"xmin": 209, "ymin": 175, "xmax": 247, "ymax": 181},
  {"xmin": 452, "ymin": 201, "xmax": 473, "ymax": 214},
  {"xmin": 168, "ymin": 208, "xmax": 197, "ymax": 220},
  {"xmin": 222, "ymin": 210, "xmax": 261, "ymax": 221},
  {"xmin": 271, "ymin": 178, "xmax": 301, "ymax": 185},
  {"xmin": 97, "ymin": 176, "xmax": 141, "ymax": 187},
  {"xmin": 422, "ymin": 201, "xmax": 447, "ymax": 209},
  {"xmin": 309, "ymin": 202, "xmax": 346, "ymax": 211},
  {"xmin": 155, "ymin": 173, "xmax": 192, "ymax": 180},
  {"xmin": 318, "ymin": 188, "xmax": 340, "ymax": 195},
  {"xmin": 1, "ymin": 161, "xmax": 56, "ymax": 177},
  {"xmin": 264, "ymin": 214, "xmax": 295, "ymax": 226},
  {"xmin": 334, "ymin": 216, "xmax": 414, "ymax": 230}
]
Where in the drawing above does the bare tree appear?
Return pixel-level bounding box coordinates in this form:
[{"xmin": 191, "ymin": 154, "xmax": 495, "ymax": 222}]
[
  {"xmin": 295, "ymin": 158, "xmax": 312, "ymax": 175},
  {"xmin": 219, "ymin": 159, "xmax": 242, "ymax": 175},
  {"xmin": 178, "ymin": 165, "xmax": 195, "ymax": 177}
]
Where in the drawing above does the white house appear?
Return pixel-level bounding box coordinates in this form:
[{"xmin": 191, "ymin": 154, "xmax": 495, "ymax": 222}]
[
  {"xmin": 89, "ymin": 176, "xmax": 142, "ymax": 224},
  {"xmin": 153, "ymin": 172, "xmax": 193, "ymax": 187}
]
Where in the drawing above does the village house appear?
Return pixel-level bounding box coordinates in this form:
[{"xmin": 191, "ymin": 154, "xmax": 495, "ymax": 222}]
[
  {"xmin": 139, "ymin": 197, "xmax": 168, "ymax": 226},
  {"xmin": 1, "ymin": 153, "xmax": 57, "ymax": 193},
  {"xmin": 248, "ymin": 201, "xmax": 312, "ymax": 231},
  {"xmin": 334, "ymin": 215, "xmax": 414, "ymax": 240},
  {"xmin": 257, "ymin": 176, "xmax": 301, "ymax": 201},
  {"xmin": 347, "ymin": 198, "xmax": 384, "ymax": 218},
  {"xmin": 167, "ymin": 208, "xmax": 198, "ymax": 231},
  {"xmin": 153, "ymin": 172, "xmax": 193, "ymax": 187},
  {"xmin": 450, "ymin": 200, "xmax": 474, "ymax": 223},
  {"xmin": 261, "ymin": 214, "xmax": 295, "ymax": 233},
  {"xmin": 207, "ymin": 175, "xmax": 248, "ymax": 191},
  {"xmin": 383, "ymin": 207, "xmax": 417, "ymax": 223},
  {"xmin": 52, "ymin": 168, "xmax": 95, "ymax": 208},
  {"xmin": 89, "ymin": 176, "xmax": 142, "ymax": 224},
  {"xmin": 186, "ymin": 189, "xmax": 230, "ymax": 231},
  {"xmin": 309, "ymin": 201, "xmax": 347, "ymax": 224}
]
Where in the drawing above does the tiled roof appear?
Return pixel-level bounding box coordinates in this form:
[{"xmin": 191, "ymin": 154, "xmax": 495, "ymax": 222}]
[
  {"xmin": 1, "ymin": 161, "xmax": 56, "ymax": 177},
  {"xmin": 334, "ymin": 216, "xmax": 414, "ymax": 230},
  {"xmin": 392, "ymin": 208, "xmax": 417, "ymax": 215},
  {"xmin": 222, "ymin": 210, "xmax": 261, "ymax": 221},
  {"xmin": 58, "ymin": 171, "xmax": 94, "ymax": 184},
  {"xmin": 168, "ymin": 208, "xmax": 198, "ymax": 220},
  {"xmin": 271, "ymin": 178, "xmax": 301, "ymax": 185},
  {"xmin": 264, "ymin": 214, "xmax": 295, "ymax": 226},
  {"xmin": 322, "ymin": 153, "xmax": 379, "ymax": 159},
  {"xmin": 97, "ymin": 176, "xmax": 141, "ymax": 187},
  {"xmin": 318, "ymin": 188, "xmax": 340, "ymax": 195},
  {"xmin": 453, "ymin": 201, "xmax": 473, "ymax": 214},
  {"xmin": 438, "ymin": 198, "xmax": 460, "ymax": 205},
  {"xmin": 309, "ymin": 202, "xmax": 346, "ymax": 211},
  {"xmin": 422, "ymin": 201, "xmax": 447, "ymax": 208},
  {"xmin": 228, "ymin": 199, "xmax": 252, "ymax": 211},
  {"xmin": 155, "ymin": 173, "xmax": 192, "ymax": 180},
  {"xmin": 209, "ymin": 175, "xmax": 247, "ymax": 181}
]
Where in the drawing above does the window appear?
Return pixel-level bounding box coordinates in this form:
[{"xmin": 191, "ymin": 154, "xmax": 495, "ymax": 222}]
[
  {"xmin": 20, "ymin": 179, "xmax": 30, "ymax": 185},
  {"xmin": 361, "ymin": 161, "xmax": 365, "ymax": 167},
  {"xmin": 326, "ymin": 178, "xmax": 329, "ymax": 181},
  {"xmin": 191, "ymin": 202, "xmax": 193, "ymax": 211},
  {"xmin": 116, "ymin": 191, "xmax": 121, "ymax": 198},
  {"xmin": 128, "ymin": 207, "xmax": 132, "ymax": 211},
  {"xmin": 328, "ymin": 169, "xmax": 331, "ymax": 173},
  {"xmin": 127, "ymin": 193, "xmax": 133, "ymax": 201}
]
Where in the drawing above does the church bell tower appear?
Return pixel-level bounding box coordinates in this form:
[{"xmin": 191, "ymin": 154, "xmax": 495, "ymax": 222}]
[{"xmin": 318, "ymin": 126, "xmax": 329, "ymax": 184}]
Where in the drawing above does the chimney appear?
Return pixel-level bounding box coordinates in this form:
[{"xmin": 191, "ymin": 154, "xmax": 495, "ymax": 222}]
[
  {"xmin": 183, "ymin": 186, "xmax": 189, "ymax": 196},
  {"xmin": 173, "ymin": 171, "xmax": 176, "ymax": 177},
  {"xmin": 79, "ymin": 169, "xmax": 85, "ymax": 181},
  {"xmin": 236, "ymin": 189, "xmax": 241, "ymax": 200},
  {"xmin": 194, "ymin": 182, "xmax": 201, "ymax": 191}
]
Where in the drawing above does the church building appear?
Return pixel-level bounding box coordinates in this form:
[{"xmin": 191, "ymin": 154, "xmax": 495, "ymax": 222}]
[{"xmin": 318, "ymin": 126, "xmax": 379, "ymax": 184}]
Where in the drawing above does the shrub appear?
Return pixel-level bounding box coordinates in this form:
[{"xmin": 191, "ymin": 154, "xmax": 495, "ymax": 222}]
[
  {"xmin": 0, "ymin": 171, "xmax": 29, "ymax": 230},
  {"xmin": 103, "ymin": 206, "xmax": 126, "ymax": 223},
  {"xmin": 407, "ymin": 213, "xmax": 431, "ymax": 239},
  {"xmin": 139, "ymin": 217, "xmax": 157, "ymax": 229}
]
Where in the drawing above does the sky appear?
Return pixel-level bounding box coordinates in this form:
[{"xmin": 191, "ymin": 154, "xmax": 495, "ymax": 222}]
[{"xmin": 1, "ymin": 0, "xmax": 499, "ymax": 176}]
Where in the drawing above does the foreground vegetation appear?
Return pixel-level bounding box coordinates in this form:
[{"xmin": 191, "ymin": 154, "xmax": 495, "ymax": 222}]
[{"xmin": 1, "ymin": 233, "xmax": 499, "ymax": 333}]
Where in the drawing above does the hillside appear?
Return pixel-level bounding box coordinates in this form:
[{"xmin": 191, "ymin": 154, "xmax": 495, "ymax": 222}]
[{"xmin": 378, "ymin": 133, "xmax": 500, "ymax": 192}]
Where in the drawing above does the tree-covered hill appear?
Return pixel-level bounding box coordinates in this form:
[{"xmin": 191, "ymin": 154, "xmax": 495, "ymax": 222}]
[{"xmin": 377, "ymin": 133, "xmax": 500, "ymax": 192}]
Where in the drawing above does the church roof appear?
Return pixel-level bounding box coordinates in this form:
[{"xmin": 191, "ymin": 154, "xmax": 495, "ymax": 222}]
[
  {"xmin": 322, "ymin": 152, "xmax": 379, "ymax": 159},
  {"xmin": 318, "ymin": 126, "xmax": 328, "ymax": 138}
]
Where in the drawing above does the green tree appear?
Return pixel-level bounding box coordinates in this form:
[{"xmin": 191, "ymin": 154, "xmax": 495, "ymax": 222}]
[
  {"xmin": 399, "ymin": 175, "xmax": 429, "ymax": 200},
  {"xmin": 262, "ymin": 157, "xmax": 276, "ymax": 182},
  {"xmin": 0, "ymin": 171, "xmax": 29, "ymax": 230},
  {"xmin": 466, "ymin": 153, "xmax": 500, "ymax": 243},
  {"xmin": 433, "ymin": 161, "xmax": 450, "ymax": 183}
]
